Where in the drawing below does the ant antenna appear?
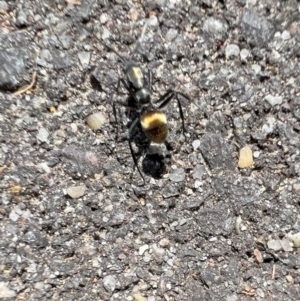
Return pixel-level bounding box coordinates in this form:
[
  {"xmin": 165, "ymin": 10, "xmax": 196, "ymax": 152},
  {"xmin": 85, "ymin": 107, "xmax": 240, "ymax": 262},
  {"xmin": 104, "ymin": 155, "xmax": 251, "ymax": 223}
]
[
  {"xmin": 100, "ymin": 41, "xmax": 126, "ymax": 64},
  {"xmin": 131, "ymin": 20, "xmax": 149, "ymax": 55},
  {"xmin": 128, "ymin": 139, "xmax": 146, "ymax": 185},
  {"xmin": 101, "ymin": 20, "xmax": 149, "ymax": 62}
]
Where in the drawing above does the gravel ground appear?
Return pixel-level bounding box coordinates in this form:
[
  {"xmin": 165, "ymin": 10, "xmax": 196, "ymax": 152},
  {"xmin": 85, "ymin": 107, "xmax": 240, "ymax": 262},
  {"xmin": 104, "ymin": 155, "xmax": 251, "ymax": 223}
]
[{"xmin": 1, "ymin": 0, "xmax": 300, "ymax": 300}]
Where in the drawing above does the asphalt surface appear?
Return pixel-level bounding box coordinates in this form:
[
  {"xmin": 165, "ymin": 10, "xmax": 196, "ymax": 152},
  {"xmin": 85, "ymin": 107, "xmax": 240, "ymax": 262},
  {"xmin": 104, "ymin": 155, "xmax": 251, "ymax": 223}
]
[{"xmin": 0, "ymin": 0, "xmax": 300, "ymax": 300}]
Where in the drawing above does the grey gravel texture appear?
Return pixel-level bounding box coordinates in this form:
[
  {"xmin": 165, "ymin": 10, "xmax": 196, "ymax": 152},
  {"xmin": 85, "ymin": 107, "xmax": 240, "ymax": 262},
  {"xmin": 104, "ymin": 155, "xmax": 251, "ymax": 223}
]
[{"xmin": 1, "ymin": 0, "xmax": 300, "ymax": 300}]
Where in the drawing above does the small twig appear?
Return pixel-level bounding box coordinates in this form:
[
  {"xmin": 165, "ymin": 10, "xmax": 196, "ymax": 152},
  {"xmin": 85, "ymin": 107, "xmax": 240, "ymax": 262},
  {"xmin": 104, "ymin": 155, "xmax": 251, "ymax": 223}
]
[
  {"xmin": 241, "ymin": 284, "xmax": 256, "ymax": 296},
  {"xmin": 66, "ymin": 0, "xmax": 82, "ymax": 5},
  {"xmin": 12, "ymin": 71, "xmax": 37, "ymax": 96},
  {"xmin": 0, "ymin": 9, "xmax": 10, "ymax": 18},
  {"xmin": 272, "ymin": 264, "xmax": 276, "ymax": 280},
  {"xmin": 0, "ymin": 166, "xmax": 7, "ymax": 174},
  {"xmin": 241, "ymin": 290, "xmax": 256, "ymax": 296}
]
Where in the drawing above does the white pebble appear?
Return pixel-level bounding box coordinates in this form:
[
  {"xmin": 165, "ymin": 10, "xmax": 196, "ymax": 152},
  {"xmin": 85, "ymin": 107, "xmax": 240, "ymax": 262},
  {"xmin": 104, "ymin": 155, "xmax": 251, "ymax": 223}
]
[
  {"xmin": 139, "ymin": 244, "xmax": 149, "ymax": 255},
  {"xmin": 37, "ymin": 128, "xmax": 49, "ymax": 143},
  {"xmin": 67, "ymin": 185, "xmax": 87, "ymax": 199}
]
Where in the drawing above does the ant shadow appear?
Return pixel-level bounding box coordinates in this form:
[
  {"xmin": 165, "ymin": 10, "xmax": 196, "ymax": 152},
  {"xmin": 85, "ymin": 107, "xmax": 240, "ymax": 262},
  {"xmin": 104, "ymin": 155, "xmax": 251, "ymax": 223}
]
[{"xmin": 142, "ymin": 153, "xmax": 166, "ymax": 179}]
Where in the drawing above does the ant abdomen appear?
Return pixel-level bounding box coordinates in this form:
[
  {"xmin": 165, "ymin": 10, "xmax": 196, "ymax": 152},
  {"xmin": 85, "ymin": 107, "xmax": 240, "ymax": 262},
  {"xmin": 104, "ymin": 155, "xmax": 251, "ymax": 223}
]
[{"xmin": 141, "ymin": 111, "xmax": 168, "ymax": 144}]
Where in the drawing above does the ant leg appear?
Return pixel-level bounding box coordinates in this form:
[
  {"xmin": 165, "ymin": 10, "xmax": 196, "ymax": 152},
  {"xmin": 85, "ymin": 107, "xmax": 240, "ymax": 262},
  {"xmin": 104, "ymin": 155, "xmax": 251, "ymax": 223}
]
[
  {"xmin": 174, "ymin": 91, "xmax": 190, "ymax": 134},
  {"xmin": 155, "ymin": 90, "xmax": 174, "ymax": 108},
  {"xmin": 152, "ymin": 89, "xmax": 173, "ymax": 105},
  {"xmin": 112, "ymin": 101, "xmax": 119, "ymax": 140},
  {"xmin": 176, "ymin": 91, "xmax": 191, "ymax": 102},
  {"xmin": 113, "ymin": 79, "xmax": 129, "ymax": 141},
  {"xmin": 128, "ymin": 140, "xmax": 146, "ymax": 184},
  {"xmin": 155, "ymin": 90, "xmax": 186, "ymax": 134},
  {"xmin": 175, "ymin": 94, "xmax": 186, "ymax": 134},
  {"xmin": 119, "ymin": 78, "xmax": 140, "ymax": 105},
  {"xmin": 116, "ymin": 78, "xmax": 121, "ymax": 95},
  {"xmin": 128, "ymin": 117, "xmax": 145, "ymax": 184},
  {"xmin": 118, "ymin": 78, "xmax": 131, "ymax": 95},
  {"xmin": 113, "ymin": 99, "xmax": 141, "ymax": 140},
  {"xmin": 128, "ymin": 117, "xmax": 140, "ymax": 140}
]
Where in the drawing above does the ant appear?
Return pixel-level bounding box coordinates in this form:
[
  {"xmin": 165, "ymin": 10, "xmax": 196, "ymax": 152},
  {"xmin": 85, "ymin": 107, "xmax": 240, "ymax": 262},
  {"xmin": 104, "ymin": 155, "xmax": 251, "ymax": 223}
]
[{"xmin": 101, "ymin": 40, "xmax": 190, "ymax": 184}]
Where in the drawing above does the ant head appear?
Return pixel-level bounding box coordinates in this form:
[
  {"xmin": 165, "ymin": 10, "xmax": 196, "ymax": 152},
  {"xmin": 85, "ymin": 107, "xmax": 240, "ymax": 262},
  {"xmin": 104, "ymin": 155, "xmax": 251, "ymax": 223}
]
[{"xmin": 124, "ymin": 62, "xmax": 145, "ymax": 90}]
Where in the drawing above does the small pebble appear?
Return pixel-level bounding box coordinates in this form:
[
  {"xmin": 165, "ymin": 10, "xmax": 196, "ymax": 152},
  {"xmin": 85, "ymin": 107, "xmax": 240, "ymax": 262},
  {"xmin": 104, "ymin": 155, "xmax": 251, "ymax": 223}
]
[
  {"xmin": 152, "ymin": 244, "xmax": 165, "ymax": 258},
  {"xmin": 67, "ymin": 185, "xmax": 86, "ymax": 199},
  {"xmin": 139, "ymin": 244, "xmax": 149, "ymax": 255},
  {"xmin": 64, "ymin": 206, "xmax": 75, "ymax": 213},
  {"xmin": 240, "ymin": 48, "xmax": 249, "ymax": 60},
  {"xmin": 280, "ymin": 238, "xmax": 293, "ymax": 252},
  {"xmin": 225, "ymin": 44, "xmax": 240, "ymax": 59},
  {"xmin": 118, "ymin": 253, "xmax": 126, "ymax": 260},
  {"xmin": 103, "ymin": 275, "xmax": 116, "ymax": 292},
  {"xmin": 253, "ymin": 151, "xmax": 260, "ymax": 158},
  {"xmin": 38, "ymin": 162, "xmax": 51, "ymax": 174},
  {"xmin": 16, "ymin": 10, "xmax": 28, "ymax": 27},
  {"xmin": 256, "ymin": 236, "xmax": 266, "ymax": 248},
  {"xmin": 192, "ymin": 164, "xmax": 205, "ymax": 180},
  {"xmin": 194, "ymin": 180, "xmax": 201, "ymax": 189},
  {"xmin": 192, "ymin": 140, "xmax": 200, "ymax": 150},
  {"xmin": 99, "ymin": 13, "xmax": 108, "ymax": 24},
  {"xmin": 169, "ymin": 168, "xmax": 185, "ymax": 182},
  {"xmin": 293, "ymin": 183, "xmax": 300, "ymax": 191},
  {"xmin": 203, "ymin": 17, "xmax": 227, "ymax": 35},
  {"xmin": 286, "ymin": 232, "xmax": 300, "ymax": 248},
  {"xmin": 0, "ymin": 283, "xmax": 17, "ymax": 298},
  {"xmin": 281, "ymin": 30, "xmax": 291, "ymax": 40},
  {"xmin": 37, "ymin": 128, "xmax": 49, "ymax": 143},
  {"xmin": 101, "ymin": 176, "xmax": 112, "ymax": 188},
  {"xmin": 226, "ymin": 295, "xmax": 238, "ymax": 301},
  {"xmin": 238, "ymin": 146, "xmax": 253, "ymax": 168},
  {"xmin": 134, "ymin": 294, "xmax": 147, "ymax": 301},
  {"xmin": 165, "ymin": 28, "xmax": 178, "ymax": 42},
  {"xmin": 253, "ymin": 249, "xmax": 263, "ymax": 263},
  {"xmin": 159, "ymin": 238, "xmax": 170, "ymax": 247},
  {"xmin": 251, "ymin": 64, "xmax": 261, "ymax": 74},
  {"xmin": 265, "ymin": 94, "xmax": 283, "ymax": 106},
  {"xmin": 130, "ymin": 9, "xmax": 138, "ymax": 21},
  {"xmin": 39, "ymin": 49, "xmax": 52, "ymax": 62},
  {"xmin": 241, "ymin": 225, "xmax": 247, "ymax": 231},
  {"xmin": 248, "ymin": 0, "xmax": 257, "ymax": 6},
  {"xmin": 269, "ymin": 49, "xmax": 280, "ymax": 63},
  {"xmin": 34, "ymin": 282, "xmax": 44, "ymax": 290},
  {"xmin": 86, "ymin": 112, "xmax": 107, "ymax": 130},
  {"xmin": 0, "ymin": 1, "xmax": 9, "ymax": 10},
  {"xmin": 9, "ymin": 184, "xmax": 22, "ymax": 195},
  {"xmin": 286, "ymin": 275, "xmax": 294, "ymax": 284},
  {"xmin": 9, "ymin": 210, "xmax": 19, "ymax": 222},
  {"xmin": 36, "ymin": 58, "xmax": 47, "ymax": 67},
  {"xmin": 267, "ymin": 239, "xmax": 282, "ymax": 251},
  {"xmin": 261, "ymin": 116, "xmax": 276, "ymax": 135},
  {"xmin": 147, "ymin": 15, "xmax": 158, "ymax": 27},
  {"xmin": 78, "ymin": 51, "xmax": 90, "ymax": 66},
  {"xmin": 256, "ymin": 288, "xmax": 265, "ymax": 298},
  {"xmin": 236, "ymin": 216, "xmax": 242, "ymax": 234}
]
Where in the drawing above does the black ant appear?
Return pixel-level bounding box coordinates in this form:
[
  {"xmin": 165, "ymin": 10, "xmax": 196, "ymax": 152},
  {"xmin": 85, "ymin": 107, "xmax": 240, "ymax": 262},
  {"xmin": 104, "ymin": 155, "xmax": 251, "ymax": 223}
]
[{"xmin": 101, "ymin": 40, "xmax": 190, "ymax": 184}]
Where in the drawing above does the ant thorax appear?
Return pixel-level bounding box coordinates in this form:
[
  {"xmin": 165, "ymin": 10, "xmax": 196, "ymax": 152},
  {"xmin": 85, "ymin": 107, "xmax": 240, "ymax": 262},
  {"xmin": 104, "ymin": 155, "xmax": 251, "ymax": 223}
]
[{"xmin": 135, "ymin": 87, "xmax": 151, "ymax": 104}]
